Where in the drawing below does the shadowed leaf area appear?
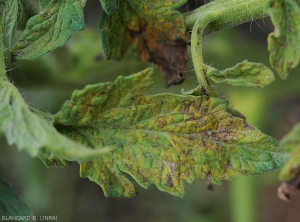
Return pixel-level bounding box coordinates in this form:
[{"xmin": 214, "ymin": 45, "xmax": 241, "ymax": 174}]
[
  {"xmin": 99, "ymin": 0, "xmax": 190, "ymax": 87},
  {"xmin": 11, "ymin": 0, "xmax": 86, "ymax": 61},
  {"xmin": 266, "ymin": 0, "xmax": 300, "ymax": 79},
  {"xmin": 0, "ymin": 178, "xmax": 34, "ymax": 219},
  {"xmin": 53, "ymin": 68, "xmax": 288, "ymax": 198}
]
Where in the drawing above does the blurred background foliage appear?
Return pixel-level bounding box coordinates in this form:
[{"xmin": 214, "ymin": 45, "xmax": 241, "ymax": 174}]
[{"xmin": 1, "ymin": 0, "xmax": 300, "ymax": 222}]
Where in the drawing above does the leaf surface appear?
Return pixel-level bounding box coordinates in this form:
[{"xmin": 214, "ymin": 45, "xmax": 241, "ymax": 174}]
[
  {"xmin": 207, "ymin": 60, "xmax": 275, "ymax": 88},
  {"xmin": 279, "ymin": 123, "xmax": 300, "ymax": 181},
  {"xmin": 11, "ymin": 0, "xmax": 86, "ymax": 61},
  {"xmin": 99, "ymin": 0, "xmax": 189, "ymax": 87},
  {"xmin": 277, "ymin": 123, "xmax": 300, "ymax": 201},
  {"xmin": 99, "ymin": 0, "xmax": 120, "ymax": 15},
  {"xmin": 0, "ymin": 81, "xmax": 113, "ymax": 164},
  {"xmin": 54, "ymin": 68, "xmax": 288, "ymax": 197},
  {"xmin": 2, "ymin": 0, "xmax": 27, "ymax": 50},
  {"xmin": 0, "ymin": 178, "xmax": 33, "ymax": 219},
  {"xmin": 265, "ymin": 0, "xmax": 300, "ymax": 79}
]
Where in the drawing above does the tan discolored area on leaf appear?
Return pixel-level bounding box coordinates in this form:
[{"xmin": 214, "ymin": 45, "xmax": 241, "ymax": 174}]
[
  {"xmin": 100, "ymin": 0, "xmax": 190, "ymax": 87},
  {"xmin": 53, "ymin": 68, "xmax": 288, "ymax": 198}
]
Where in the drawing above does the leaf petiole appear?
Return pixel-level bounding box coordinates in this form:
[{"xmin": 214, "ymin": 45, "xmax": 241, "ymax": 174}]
[{"xmin": 189, "ymin": 0, "xmax": 268, "ymax": 96}]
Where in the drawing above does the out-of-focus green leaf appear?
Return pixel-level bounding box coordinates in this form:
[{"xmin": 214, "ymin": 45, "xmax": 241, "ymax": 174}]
[
  {"xmin": 99, "ymin": 0, "xmax": 189, "ymax": 87},
  {"xmin": 11, "ymin": 0, "xmax": 86, "ymax": 61},
  {"xmin": 99, "ymin": 0, "xmax": 120, "ymax": 15},
  {"xmin": 0, "ymin": 14, "xmax": 6, "ymax": 82},
  {"xmin": 0, "ymin": 81, "xmax": 113, "ymax": 165},
  {"xmin": 207, "ymin": 60, "xmax": 275, "ymax": 88},
  {"xmin": 279, "ymin": 123, "xmax": 300, "ymax": 181},
  {"xmin": 0, "ymin": 178, "xmax": 34, "ymax": 220},
  {"xmin": 2, "ymin": 0, "xmax": 27, "ymax": 50},
  {"xmin": 265, "ymin": 0, "xmax": 300, "ymax": 79},
  {"xmin": 54, "ymin": 68, "xmax": 288, "ymax": 198}
]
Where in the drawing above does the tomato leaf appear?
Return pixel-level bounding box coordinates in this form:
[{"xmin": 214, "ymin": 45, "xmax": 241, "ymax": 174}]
[
  {"xmin": 99, "ymin": 0, "xmax": 190, "ymax": 87},
  {"xmin": 279, "ymin": 123, "xmax": 300, "ymax": 181},
  {"xmin": 11, "ymin": 0, "xmax": 86, "ymax": 61},
  {"xmin": 53, "ymin": 68, "xmax": 288, "ymax": 197},
  {"xmin": 99, "ymin": 0, "xmax": 120, "ymax": 15},
  {"xmin": 0, "ymin": 81, "xmax": 114, "ymax": 164},
  {"xmin": 2, "ymin": 0, "xmax": 27, "ymax": 51},
  {"xmin": 207, "ymin": 60, "xmax": 275, "ymax": 88},
  {"xmin": 277, "ymin": 122, "xmax": 300, "ymax": 201},
  {"xmin": 265, "ymin": 0, "xmax": 300, "ymax": 79},
  {"xmin": 0, "ymin": 178, "xmax": 34, "ymax": 219}
]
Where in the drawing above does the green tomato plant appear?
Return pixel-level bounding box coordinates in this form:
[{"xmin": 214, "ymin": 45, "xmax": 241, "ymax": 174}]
[{"xmin": 0, "ymin": 0, "xmax": 300, "ymax": 216}]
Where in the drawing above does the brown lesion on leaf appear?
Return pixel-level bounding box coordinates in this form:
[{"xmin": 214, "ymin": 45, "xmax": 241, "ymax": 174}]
[
  {"xmin": 133, "ymin": 27, "xmax": 189, "ymax": 87},
  {"xmin": 278, "ymin": 172, "xmax": 300, "ymax": 202},
  {"xmin": 227, "ymin": 161, "xmax": 233, "ymax": 169},
  {"xmin": 167, "ymin": 175, "xmax": 174, "ymax": 187},
  {"xmin": 205, "ymin": 171, "xmax": 211, "ymax": 180},
  {"xmin": 129, "ymin": 25, "xmax": 146, "ymax": 38},
  {"xmin": 101, "ymin": 1, "xmax": 190, "ymax": 87},
  {"xmin": 151, "ymin": 38, "xmax": 189, "ymax": 87}
]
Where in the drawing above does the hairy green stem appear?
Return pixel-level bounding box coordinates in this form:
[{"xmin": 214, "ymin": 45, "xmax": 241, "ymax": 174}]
[
  {"xmin": 0, "ymin": 14, "xmax": 7, "ymax": 82},
  {"xmin": 190, "ymin": 15, "xmax": 215, "ymax": 96},
  {"xmin": 189, "ymin": 0, "xmax": 267, "ymax": 96},
  {"xmin": 186, "ymin": 0, "xmax": 300, "ymax": 94},
  {"xmin": 184, "ymin": 0, "xmax": 267, "ymax": 33},
  {"xmin": 185, "ymin": 0, "xmax": 300, "ymax": 33}
]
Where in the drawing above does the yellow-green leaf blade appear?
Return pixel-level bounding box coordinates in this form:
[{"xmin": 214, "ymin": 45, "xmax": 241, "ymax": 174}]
[
  {"xmin": 207, "ymin": 60, "xmax": 275, "ymax": 88},
  {"xmin": 54, "ymin": 68, "xmax": 288, "ymax": 197},
  {"xmin": 0, "ymin": 82, "xmax": 113, "ymax": 164},
  {"xmin": 11, "ymin": 0, "xmax": 86, "ymax": 61},
  {"xmin": 265, "ymin": 0, "xmax": 300, "ymax": 79},
  {"xmin": 279, "ymin": 123, "xmax": 300, "ymax": 181}
]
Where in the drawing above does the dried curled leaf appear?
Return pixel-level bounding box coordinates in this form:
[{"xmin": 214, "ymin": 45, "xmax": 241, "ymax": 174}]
[
  {"xmin": 53, "ymin": 68, "xmax": 288, "ymax": 197},
  {"xmin": 278, "ymin": 175, "xmax": 300, "ymax": 202},
  {"xmin": 2, "ymin": 0, "xmax": 27, "ymax": 50},
  {"xmin": 207, "ymin": 60, "xmax": 275, "ymax": 88},
  {"xmin": 99, "ymin": 0, "xmax": 189, "ymax": 87},
  {"xmin": 11, "ymin": 0, "xmax": 86, "ymax": 61},
  {"xmin": 265, "ymin": 0, "xmax": 300, "ymax": 79},
  {"xmin": 0, "ymin": 81, "xmax": 113, "ymax": 165}
]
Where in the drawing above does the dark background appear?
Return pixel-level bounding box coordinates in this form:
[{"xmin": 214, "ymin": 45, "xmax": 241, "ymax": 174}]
[{"xmin": 1, "ymin": 1, "xmax": 300, "ymax": 221}]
